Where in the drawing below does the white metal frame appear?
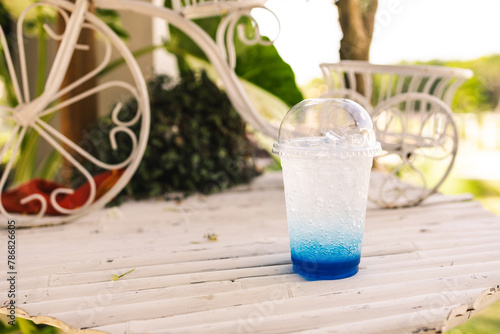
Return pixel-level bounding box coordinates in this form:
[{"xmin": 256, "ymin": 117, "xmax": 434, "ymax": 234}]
[
  {"xmin": 321, "ymin": 61, "xmax": 474, "ymax": 207},
  {"xmin": 95, "ymin": 0, "xmax": 279, "ymax": 137},
  {"xmin": 0, "ymin": 0, "xmax": 281, "ymax": 227}
]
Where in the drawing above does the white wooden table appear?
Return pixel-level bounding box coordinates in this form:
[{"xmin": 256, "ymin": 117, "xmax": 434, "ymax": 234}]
[{"xmin": 1, "ymin": 172, "xmax": 500, "ymax": 333}]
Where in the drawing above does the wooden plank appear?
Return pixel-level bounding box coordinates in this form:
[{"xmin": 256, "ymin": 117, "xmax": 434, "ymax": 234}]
[
  {"xmin": 91, "ymin": 274, "xmax": 500, "ymax": 333},
  {"xmin": 299, "ymin": 307, "xmax": 456, "ymax": 334},
  {"xmin": 6, "ymin": 239, "xmax": 500, "ymax": 293},
  {"xmin": 93, "ymin": 306, "xmax": 453, "ymax": 334},
  {"xmin": 1, "ymin": 172, "xmax": 499, "ymax": 334},
  {"xmin": 12, "ymin": 244, "xmax": 500, "ymax": 304},
  {"xmin": 13, "ymin": 264, "xmax": 500, "ymax": 329}
]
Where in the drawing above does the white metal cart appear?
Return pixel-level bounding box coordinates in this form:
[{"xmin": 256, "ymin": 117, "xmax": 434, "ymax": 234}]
[{"xmin": 0, "ymin": 0, "xmax": 279, "ymax": 227}]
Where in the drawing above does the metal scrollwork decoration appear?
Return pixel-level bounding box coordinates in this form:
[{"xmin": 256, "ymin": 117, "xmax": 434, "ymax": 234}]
[
  {"xmin": 0, "ymin": 0, "xmax": 284, "ymax": 226},
  {"xmin": 216, "ymin": 6, "xmax": 279, "ymax": 69},
  {"xmin": 0, "ymin": 0, "xmax": 150, "ymax": 227},
  {"xmin": 369, "ymin": 94, "xmax": 458, "ymax": 208},
  {"xmin": 320, "ymin": 61, "xmax": 473, "ymax": 208}
]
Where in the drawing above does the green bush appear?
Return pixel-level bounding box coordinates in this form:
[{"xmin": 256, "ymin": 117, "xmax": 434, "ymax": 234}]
[
  {"xmin": 0, "ymin": 317, "xmax": 59, "ymax": 334},
  {"xmin": 82, "ymin": 71, "xmax": 260, "ymax": 203},
  {"xmin": 413, "ymin": 56, "xmax": 500, "ymax": 113}
]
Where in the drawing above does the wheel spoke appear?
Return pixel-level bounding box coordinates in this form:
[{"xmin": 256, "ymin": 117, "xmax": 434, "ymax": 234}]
[
  {"xmin": 378, "ymin": 163, "xmax": 429, "ymax": 207},
  {"xmin": 40, "ymin": 80, "xmax": 140, "ymax": 125},
  {"xmin": 42, "ymin": 0, "xmax": 89, "ymax": 99},
  {"xmin": 17, "ymin": 4, "xmax": 39, "ymax": 103},
  {"xmin": 416, "ymin": 112, "xmax": 455, "ymax": 160},
  {"xmin": 0, "ymin": 0, "xmax": 150, "ymax": 225},
  {"xmin": 48, "ymin": 23, "xmax": 112, "ymax": 105}
]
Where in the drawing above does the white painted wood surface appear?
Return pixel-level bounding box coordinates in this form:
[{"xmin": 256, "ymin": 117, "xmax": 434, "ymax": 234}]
[{"xmin": 1, "ymin": 172, "xmax": 499, "ymax": 334}]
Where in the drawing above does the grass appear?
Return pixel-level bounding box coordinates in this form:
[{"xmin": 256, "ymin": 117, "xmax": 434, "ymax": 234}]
[
  {"xmin": 0, "ymin": 315, "xmax": 61, "ymax": 334},
  {"xmin": 445, "ymin": 300, "xmax": 500, "ymax": 334}
]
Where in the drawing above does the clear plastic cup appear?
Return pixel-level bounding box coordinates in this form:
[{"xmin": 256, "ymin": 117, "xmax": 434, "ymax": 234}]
[{"xmin": 272, "ymin": 98, "xmax": 381, "ymax": 280}]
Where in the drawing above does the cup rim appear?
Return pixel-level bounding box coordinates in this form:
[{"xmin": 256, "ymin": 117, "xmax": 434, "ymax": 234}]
[{"xmin": 272, "ymin": 140, "xmax": 382, "ymax": 158}]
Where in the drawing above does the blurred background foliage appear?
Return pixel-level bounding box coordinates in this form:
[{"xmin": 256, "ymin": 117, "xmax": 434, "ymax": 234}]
[
  {"xmin": 0, "ymin": 316, "xmax": 60, "ymax": 334},
  {"xmin": 303, "ymin": 55, "xmax": 500, "ymax": 115},
  {"xmin": 81, "ymin": 71, "xmax": 261, "ymax": 204},
  {"xmin": 413, "ymin": 55, "xmax": 500, "ymax": 114}
]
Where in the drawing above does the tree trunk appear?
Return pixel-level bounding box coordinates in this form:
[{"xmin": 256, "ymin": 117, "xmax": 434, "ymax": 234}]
[
  {"xmin": 336, "ymin": 0, "xmax": 378, "ymax": 95},
  {"xmin": 58, "ymin": 1, "xmax": 98, "ymax": 181}
]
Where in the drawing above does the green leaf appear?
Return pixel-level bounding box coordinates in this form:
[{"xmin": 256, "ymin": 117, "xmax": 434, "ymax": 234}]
[
  {"xmin": 0, "ymin": 319, "xmax": 18, "ymax": 333},
  {"xmin": 165, "ymin": 9, "xmax": 303, "ymax": 107},
  {"xmin": 17, "ymin": 318, "xmax": 38, "ymax": 334},
  {"xmin": 233, "ymin": 21, "xmax": 303, "ymax": 106}
]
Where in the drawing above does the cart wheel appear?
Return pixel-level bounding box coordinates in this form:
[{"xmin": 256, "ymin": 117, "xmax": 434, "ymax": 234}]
[
  {"xmin": 0, "ymin": 0, "xmax": 150, "ymax": 227},
  {"xmin": 369, "ymin": 93, "xmax": 458, "ymax": 208}
]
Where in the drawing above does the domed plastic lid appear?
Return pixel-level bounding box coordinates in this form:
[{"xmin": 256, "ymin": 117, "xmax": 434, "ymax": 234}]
[{"xmin": 272, "ymin": 98, "xmax": 381, "ymax": 157}]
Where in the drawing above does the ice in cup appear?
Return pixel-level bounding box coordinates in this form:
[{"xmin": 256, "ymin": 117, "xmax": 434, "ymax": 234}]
[{"xmin": 272, "ymin": 98, "xmax": 381, "ymax": 280}]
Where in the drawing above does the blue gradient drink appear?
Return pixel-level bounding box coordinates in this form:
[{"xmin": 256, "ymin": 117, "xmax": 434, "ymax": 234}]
[
  {"xmin": 273, "ymin": 99, "xmax": 380, "ymax": 280},
  {"xmin": 281, "ymin": 154, "xmax": 372, "ymax": 280}
]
